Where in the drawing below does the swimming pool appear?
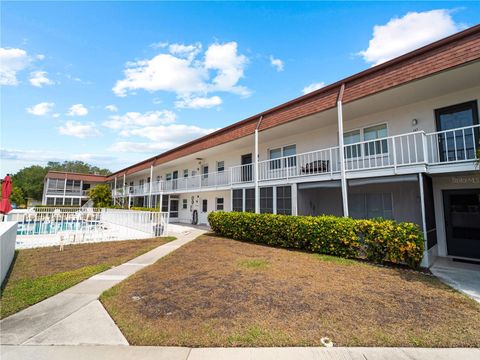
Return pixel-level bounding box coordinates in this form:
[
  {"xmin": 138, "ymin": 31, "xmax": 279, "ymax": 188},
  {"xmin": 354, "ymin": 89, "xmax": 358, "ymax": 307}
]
[{"xmin": 17, "ymin": 220, "xmax": 100, "ymax": 236}]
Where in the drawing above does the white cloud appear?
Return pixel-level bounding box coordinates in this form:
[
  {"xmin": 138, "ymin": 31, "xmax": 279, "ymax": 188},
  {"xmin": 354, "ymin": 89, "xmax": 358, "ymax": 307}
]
[
  {"xmin": 67, "ymin": 103, "xmax": 89, "ymax": 116},
  {"xmin": 0, "ymin": 48, "xmax": 30, "ymax": 85},
  {"xmin": 120, "ymin": 124, "xmax": 215, "ymax": 142},
  {"xmin": 103, "ymin": 110, "xmax": 176, "ymax": 130},
  {"xmin": 359, "ymin": 9, "xmax": 465, "ymax": 66},
  {"xmin": 29, "ymin": 70, "xmax": 54, "ymax": 87},
  {"xmin": 1, "ymin": 147, "xmax": 115, "ymax": 163},
  {"xmin": 302, "ymin": 82, "xmax": 325, "ymax": 95},
  {"xmin": 109, "ymin": 141, "xmax": 176, "ymax": 153},
  {"xmin": 26, "ymin": 102, "xmax": 55, "ymax": 116},
  {"xmin": 270, "ymin": 56, "xmax": 284, "ymax": 72},
  {"xmin": 36, "ymin": 54, "xmax": 46, "ymax": 60},
  {"xmin": 150, "ymin": 41, "xmax": 169, "ymax": 49},
  {"xmin": 113, "ymin": 41, "xmax": 250, "ymax": 101},
  {"xmin": 105, "ymin": 104, "xmax": 118, "ymax": 112},
  {"xmin": 168, "ymin": 42, "xmax": 202, "ymax": 60},
  {"xmin": 175, "ymin": 95, "xmax": 222, "ymax": 109},
  {"xmin": 58, "ymin": 120, "xmax": 101, "ymax": 138},
  {"xmin": 204, "ymin": 42, "xmax": 249, "ymax": 96}
]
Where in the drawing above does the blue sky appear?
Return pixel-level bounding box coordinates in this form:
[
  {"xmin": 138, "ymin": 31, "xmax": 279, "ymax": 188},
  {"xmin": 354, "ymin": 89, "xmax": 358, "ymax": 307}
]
[{"xmin": 1, "ymin": 1, "xmax": 479, "ymax": 175}]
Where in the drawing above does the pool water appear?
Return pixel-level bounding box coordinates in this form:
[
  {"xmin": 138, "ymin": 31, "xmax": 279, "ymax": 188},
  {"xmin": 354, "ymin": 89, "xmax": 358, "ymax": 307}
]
[{"xmin": 17, "ymin": 220, "xmax": 99, "ymax": 235}]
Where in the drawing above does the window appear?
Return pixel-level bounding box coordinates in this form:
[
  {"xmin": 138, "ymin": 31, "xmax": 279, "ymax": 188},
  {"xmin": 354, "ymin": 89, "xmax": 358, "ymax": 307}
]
[
  {"xmin": 129, "ymin": 181, "xmax": 134, "ymax": 194},
  {"xmin": 47, "ymin": 178, "xmax": 65, "ymax": 193},
  {"xmin": 349, "ymin": 193, "xmax": 393, "ymax": 220},
  {"xmin": 183, "ymin": 169, "xmax": 189, "ymax": 178},
  {"xmin": 276, "ymin": 186, "xmax": 292, "ymax": 215},
  {"xmin": 166, "ymin": 173, "xmax": 172, "ymax": 181},
  {"xmin": 202, "ymin": 199, "xmax": 208, "ymax": 212},
  {"xmin": 156, "ymin": 176, "xmax": 161, "ymax": 182},
  {"xmin": 202, "ymin": 165, "xmax": 209, "ymax": 178},
  {"xmin": 344, "ymin": 130, "xmax": 361, "ymax": 159},
  {"xmin": 64, "ymin": 198, "xmax": 72, "ymax": 206},
  {"xmin": 245, "ymin": 188, "xmax": 255, "ymax": 213},
  {"xmin": 233, "ymin": 189, "xmax": 243, "ymax": 212},
  {"xmin": 344, "ymin": 124, "xmax": 388, "ymax": 159},
  {"xmin": 269, "ymin": 145, "xmax": 296, "ymax": 169},
  {"xmin": 364, "ymin": 124, "xmax": 388, "ymax": 156},
  {"xmin": 55, "ymin": 197, "xmax": 63, "ymax": 206},
  {"xmin": 47, "ymin": 197, "xmax": 55, "ymax": 205},
  {"xmin": 260, "ymin": 187, "xmax": 273, "ymax": 214},
  {"xmin": 216, "ymin": 197, "xmax": 224, "ymax": 211},
  {"xmin": 161, "ymin": 195, "xmax": 169, "ymax": 212},
  {"xmin": 72, "ymin": 198, "xmax": 80, "ymax": 206},
  {"xmin": 182, "ymin": 199, "xmax": 188, "ymax": 209},
  {"xmin": 217, "ymin": 161, "xmax": 225, "ymax": 173}
]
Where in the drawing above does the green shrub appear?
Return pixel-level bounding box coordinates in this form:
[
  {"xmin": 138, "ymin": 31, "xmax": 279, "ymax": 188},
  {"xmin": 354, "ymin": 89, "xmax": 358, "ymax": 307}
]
[
  {"xmin": 130, "ymin": 207, "xmax": 161, "ymax": 212},
  {"xmin": 208, "ymin": 212, "xmax": 424, "ymax": 269}
]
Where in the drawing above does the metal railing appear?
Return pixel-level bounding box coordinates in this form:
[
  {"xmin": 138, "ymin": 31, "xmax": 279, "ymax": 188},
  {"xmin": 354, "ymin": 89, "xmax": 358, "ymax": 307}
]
[
  {"xmin": 231, "ymin": 164, "xmax": 254, "ymax": 184},
  {"xmin": 6, "ymin": 208, "xmax": 169, "ymax": 248},
  {"xmin": 425, "ymin": 124, "xmax": 479, "ymax": 165},
  {"xmin": 344, "ymin": 131, "xmax": 426, "ymax": 171},
  {"xmin": 111, "ymin": 125, "xmax": 479, "ymax": 196},
  {"xmin": 258, "ymin": 146, "xmax": 341, "ymax": 181}
]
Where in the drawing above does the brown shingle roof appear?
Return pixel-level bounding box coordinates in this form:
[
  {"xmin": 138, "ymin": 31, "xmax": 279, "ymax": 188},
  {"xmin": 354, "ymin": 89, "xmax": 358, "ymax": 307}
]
[
  {"xmin": 45, "ymin": 171, "xmax": 107, "ymax": 182},
  {"xmin": 107, "ymin": 24, "xmax": 480, "ymax": 180}
]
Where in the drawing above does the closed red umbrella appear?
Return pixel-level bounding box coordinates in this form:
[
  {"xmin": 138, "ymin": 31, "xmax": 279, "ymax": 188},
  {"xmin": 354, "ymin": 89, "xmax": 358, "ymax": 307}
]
[{"xmin": 0, "ymin": 175, "xmax": 13, "ymax": 214}]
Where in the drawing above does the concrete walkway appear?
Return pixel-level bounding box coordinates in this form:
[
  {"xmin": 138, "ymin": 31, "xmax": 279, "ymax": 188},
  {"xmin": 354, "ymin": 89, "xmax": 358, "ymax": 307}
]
[
  {"xmin": 1, "ymin": 345, "xmax": 479, "ymax": 360},
  {"xmin": 0, "ymin": 228, "xmax": 206, "ymax": 346},
  {"xmin": 431, "ymin": 257, "xmax": 480, "ymax": 303}
]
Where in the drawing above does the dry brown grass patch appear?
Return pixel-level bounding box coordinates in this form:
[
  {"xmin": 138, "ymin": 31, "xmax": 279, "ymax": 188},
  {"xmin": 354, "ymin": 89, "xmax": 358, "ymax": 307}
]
[{"xmin": 101, "ymin": 235, "xmax": 480, "ymax": 347}]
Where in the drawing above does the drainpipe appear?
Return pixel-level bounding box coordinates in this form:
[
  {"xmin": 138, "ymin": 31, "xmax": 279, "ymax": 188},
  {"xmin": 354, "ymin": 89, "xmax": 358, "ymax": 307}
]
[
  {"xmin": 123, "ymin": 173, "xmax": 126, "ymax": 208},
  {"xmin": 149, "ymin": 165, "xmax": 153, "ymax": 208},
  {"xmin": 113, "ymin": 177, "xmax": 117, "ymax": 206},
  {"xmin": 337, "ymin": 84, "xmax": 349, "ymax": 217},
  {"xmin": 254, "ymin": 116, "xmax": 263, "ymax": 214}
]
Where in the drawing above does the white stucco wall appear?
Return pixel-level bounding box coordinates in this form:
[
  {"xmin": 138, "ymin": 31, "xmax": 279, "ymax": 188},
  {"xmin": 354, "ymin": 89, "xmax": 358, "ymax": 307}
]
[{"xmin": 1, "ymin": 221, "xmax": 17, "ymax": 285}]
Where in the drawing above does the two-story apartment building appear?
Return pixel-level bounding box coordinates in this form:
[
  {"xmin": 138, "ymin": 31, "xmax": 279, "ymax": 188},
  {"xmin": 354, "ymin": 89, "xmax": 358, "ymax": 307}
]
[
  {"xmin": 42, "ymin": 171, "xmax": 107, "ymax": 206},
  {"xmin": 44, "ymin": 25, "xmax": 479, "ymax": 267}
]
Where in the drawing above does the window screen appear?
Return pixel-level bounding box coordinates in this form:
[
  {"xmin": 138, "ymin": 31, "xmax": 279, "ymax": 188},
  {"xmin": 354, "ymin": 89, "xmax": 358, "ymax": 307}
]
[
  {"xmin": 276, "ymin": 186, "xmax": 292, "ymax": 215},
  {"xmin": 245, "ymin": 189, "xmax": 255, "ymax": 213},
  {"xmin": 233, "ymin": 189, "xmax": 243, "ymax": 212},
  {"xmin": 260, "ymin": 187, "xmax": 273, "ymax": 213}
]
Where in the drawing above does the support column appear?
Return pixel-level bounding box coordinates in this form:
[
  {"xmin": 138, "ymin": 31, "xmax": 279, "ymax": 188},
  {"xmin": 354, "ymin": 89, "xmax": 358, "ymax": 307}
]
[
  {"xmin": 418, "ymin": 173, "xmax": 429, "ymax": 267},
  {"xmin": 123, "ymin": 174, "xmax": 126, "ymax": 207},
  {"xmin": 149, "ymin": 165, "xmax": 153, "ymax": 208},
  {"xmin": 272, "ymin": 186, "xmax": 277, "ymax": 214},
  {"xmin": 63, "ymin": 178, "xmax": 67, "ymax": 206},
  {"xmin": 43, "ymin": 178, "xmax": 50, "ymax": 205},
  {"xmin": 113, "ymin": 177, "xmax": 117, "ymax": 205},
  {"xmin": 254, "ymin": 129, "xmax": 260, "ymax": 214},
  {"xmin": 291, "ymin": 183, "xmax": 298, "ymax": 216},
  {"xmin": 337, "ymin": 84, "xmax": 349, "ymax": 217}
]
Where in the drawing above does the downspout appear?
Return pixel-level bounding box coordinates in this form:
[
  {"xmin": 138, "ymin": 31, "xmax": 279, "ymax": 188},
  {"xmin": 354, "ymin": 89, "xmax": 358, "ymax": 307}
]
[
  {"xmin": 149, "ymin": 164, "xmax": 153, "ymax": 208},
  {"xmin": 337, "ymin": 84, "xmax": 349, "ymax": 217},
  {"xmin": 113, "ymin": 177, "xmax": 117, "ymax": 206},
  {"xmin": 123, "ymin": 173, "xmax": 126, "ymax": 208},
  {"xmin": 254, "ymin": 116, "xmax": 263, "ymax": 214}
]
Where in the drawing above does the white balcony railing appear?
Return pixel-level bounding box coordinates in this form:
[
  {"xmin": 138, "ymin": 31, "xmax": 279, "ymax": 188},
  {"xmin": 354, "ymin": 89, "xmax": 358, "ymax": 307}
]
[
  {"xmin": 258, "ymin": 146, "xmax": 341, "ymax": 181},
  {"xmin": 112, "ymin": 125, "xmax": 479, "ymax": 197},
  {"xmin": 344, "ymin": 131, "xmax": 426, "ymax": 171},
  {"xmin": 426, "ymin": 124, "xmax": 480, "ymax": 165},
  {"xmin": 231, "ymin": 164, "xmax": 254, "ymax": 184}
]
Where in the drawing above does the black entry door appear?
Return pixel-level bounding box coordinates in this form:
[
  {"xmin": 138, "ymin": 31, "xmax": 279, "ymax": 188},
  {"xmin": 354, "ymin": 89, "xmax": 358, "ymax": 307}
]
[
  {"xmin": 170, "ymin": 199, "xmax": 179, "ymax": 218},
  {"xmin": 435, "ymin": 101, "xmax": 479, "ymax": 162},
  {"xmin": 443, "ymin": 189, "xmax": 480, "ymax": 259},
  {"xmin": 241, "ymin": 153, "xmax": 253, "ymax": 182}
]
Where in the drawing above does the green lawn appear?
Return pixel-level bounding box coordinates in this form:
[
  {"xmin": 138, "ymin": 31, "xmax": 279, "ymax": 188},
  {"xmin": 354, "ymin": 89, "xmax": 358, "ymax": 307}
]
[{"xmin": 1, "ymin": 237, "xmax": 174, "ymax": 318}]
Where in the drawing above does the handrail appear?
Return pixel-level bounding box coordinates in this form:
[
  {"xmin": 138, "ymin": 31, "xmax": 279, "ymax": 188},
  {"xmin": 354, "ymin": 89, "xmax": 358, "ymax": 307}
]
[{"xmin": 111, "ymin": 125, "xmax": 479, "ymax": 196}]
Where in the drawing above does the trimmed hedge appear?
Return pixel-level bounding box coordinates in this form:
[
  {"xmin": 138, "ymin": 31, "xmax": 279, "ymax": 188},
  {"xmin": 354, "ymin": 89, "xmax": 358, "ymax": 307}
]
[{"xmin": 208, "ymin": 212, "xmax": 424, "ymax": 269}]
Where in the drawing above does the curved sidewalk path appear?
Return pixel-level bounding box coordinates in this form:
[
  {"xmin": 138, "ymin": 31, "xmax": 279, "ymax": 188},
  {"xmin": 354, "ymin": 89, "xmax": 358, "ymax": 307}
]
[
  {"xmin": 1, "ymin": 226, "xmax": 479, "ymax": 360},
  {"xmin": 0, "ymin": 227, "xmax": 206, "ymax": 347}
]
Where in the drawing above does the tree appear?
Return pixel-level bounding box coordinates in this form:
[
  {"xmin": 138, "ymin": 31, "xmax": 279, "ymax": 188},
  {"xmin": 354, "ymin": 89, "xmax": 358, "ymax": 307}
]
[
  {"xmin": 11, "ymin": 165, "xmax": 48, "ymax": 201},
  {"xmin": 47, "ymin": 161, "xmax": 111, "ymax": 175},
  {"xmin": 87, "ymin": 184, "xmax": 112, "ymax": 207},
  {"xmin": 10, "ymin": 185, "xmax": 26, "ymax": 208}
]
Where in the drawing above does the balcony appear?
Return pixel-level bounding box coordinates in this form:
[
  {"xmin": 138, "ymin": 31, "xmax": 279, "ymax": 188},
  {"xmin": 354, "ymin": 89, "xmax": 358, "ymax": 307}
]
[
  {"xmin": 46, "ymin": 189, "xmax": 88, "ymax": 196},
  {"xmin": 112, "ymin": 124, "xmax": 479, "ymax": 197}
]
